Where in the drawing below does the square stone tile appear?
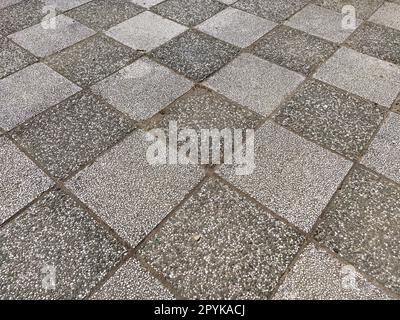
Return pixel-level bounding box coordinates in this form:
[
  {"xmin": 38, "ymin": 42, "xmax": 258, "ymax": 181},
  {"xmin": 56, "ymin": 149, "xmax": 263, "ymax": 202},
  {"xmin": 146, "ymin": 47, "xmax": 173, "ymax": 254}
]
[
  {"xmin": 0, "ymin": 137, "xmax": 52, "ymax": 225},
  {"xmin": 0, "ymin": 0, "xmax": 22, "ymax": 10},
  {"xmin": 0, "ymin": 0, "xmax": 47, "ymax": 36},
  {"xmin": 233, "ymin": 0, "xmax": 311, "ymax": 22},
  {"xmin": 66, "ymin": 130, "xmax": 204, "ymax": 247},
  {"xmin": 250, "ymin": 25, "xmax": 338, "ymax": 75},
  {"xmin": 11, "ymin": 91, "xmax": 134, "ymax": 180},
  {"xmin": 9, "ymin": 15, "xmax": 95, "ymax": 58},
  {"xmin": 150, "ymin": 30, "xmax": 240, "ymax": 82},
  {"xmin": 0, "ymin": 63, "xmax": 80, "ymax": 130},
  {"xmin": 42, "ymin": 0, "xmax": 93, "ymax": 11},
  {"xmin": 105, "ymin": 11, "xmax": 187, "ymax": 52},
  {"xmin": 273, "ymin": 244, "xmax": 391, "ymax": 300},
  {"xmin": 369, "ymin": 2, "xmax": 400, "ymax": 31},
  {"xmin": 151, "ymin": 0, "xmax": 226, "ymax": 27},
  {"xmin": 130, "ymin": 0, "xmax": 167, "ymax": 8},
  {"xmin": 314, "ymin": 47, "xmax": 400, "ymax": 107},
  {"xmin": 92, "ymin": 258, "xmax": 174, "ymax": 300},
  {"xmin": 0, "ymin": 189, "xmax": 126, "ymax": 299},
  {"xmin": 314, "ymin": 167, "xmax": 400, "ymax": 294},
  {"xmin": 138, "ymin": 177, "xmax": 305, "ymax": 299},
  {"xmin": 285, "ymin": 4, "xmax": 361, "ymax": 43},
  {"xmin": 66, "ymin": 0, "xmax": 145, "ymax": 31},
  {"xmin": 196, "ymin": 7, "xmax": 276, "ymax": 48},
  {"xmin": 0, "ymin": 36, "xmax": 37, "ymax": 79},
  {"xmin": 314, "ymin": 0, "xmax": 384, "ymax": 20},
  {"xmin": 204, "ymin": 53, "xmax": 305, "ymax": 116},
  {"xmin": 45, "ymin": 33, "xmax": 141, "ymax": 87},
  {"xmin": 220, "ymin": 122, "xmax": 352, "ymax": 231},
  {"xmin": 274, "ymin": 80, "xmax": 385, "ymax": 160},
  {"xmin": 92, "ymin": 57, "xmax": 193, "ymax": 121},
  {"xmin": 361, "ymin": 112, "xmax": 400, "ymax": 184},
  {"xmin": 346, "ymin": 22, "xmax": 400, "ymax": 66}
]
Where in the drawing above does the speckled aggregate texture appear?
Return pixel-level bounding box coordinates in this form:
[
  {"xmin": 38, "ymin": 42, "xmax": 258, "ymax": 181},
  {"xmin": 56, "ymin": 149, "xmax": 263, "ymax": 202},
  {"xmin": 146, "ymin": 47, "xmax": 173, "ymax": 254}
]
[
  {"xmin": 274, "ymin": 244, "xmax": 391, "ymax": 300},
  {"xmin": 274, "ymin": 79, "xmax": 385, "ymax": 160},
  {"xmin": 250, "ymin": 25, "xmax": 338, "ymax": 75},
  {"xmin": 10, "ymin": 91, "xmax": 134, "ymax": 180},
  {"xmin": 346, "ymin": 22, "xmax": 400, "ymax": 66},
  {"xmin": 314, "ymin": 0, "xmax": 384, "ymax": 19},
  {"xmin": 92, "ymin": 258, "xmax": 174, "ymax": 300},
  {"xmin": 151, "ymin": 30, "xmax": 240, "ymax": 81},
  {"xmin": 205, "ymin": 53, "xmax": 305, "ymax": 116},
  {"xmin": 43, "ymin": 0, "xmax": 93, "ymax": 12},
  {"xmin": 220, "ymin": 122, "xmax": 352, "ymax": 231},
  {"xmin": 151, "ymin": 0, "xmax": 226, "ymax": 27},
  {"xmin": 0, "ymin": 137, "xmax": 52, "ymax": 224},
  {"xmin": 138, "ymin": 177, "xmax": 305, "ymax": 299},
  {"xmin": 0, "ymin": 0, "xmax": 22, "ymax": 10},
  {"xmin": 368, "ymin": 2, "xmax": 400, "ymax": 32},
  {"xmin": 45, "ymin": 33, "xmax": 141, "ymax": 87},
  {"xmin": 0, "ymin": 36, "xmax": 37, "ymax": 79},
  {"xmin": 361, "ymin": 112, "xmax": 400, "ymax": 184},
  {"xmin": 0, "ymin": 189, "xmax": 126, "ymax": 299},
  {"xmin": 314, "ymin": 167, "xmax": 400, "ymax": 294}
]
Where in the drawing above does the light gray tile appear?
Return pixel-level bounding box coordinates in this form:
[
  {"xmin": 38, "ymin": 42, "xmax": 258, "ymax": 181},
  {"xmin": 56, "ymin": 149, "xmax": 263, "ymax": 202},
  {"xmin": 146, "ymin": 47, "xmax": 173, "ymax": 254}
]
[
  {"xmin": 314, "ymin": 0, "xmax": 384, "ymax": 20},
  {"xmin": 369, "ymin": 2, "xmax": 400, "ymax": 31},
  {"xmin": 42, "ymin": 0, "xmax": 93, "ymax": 11},
  {"xmin": 204, "ymin": 53, "xmax": 304, "ymax": 116},
  {"xmin": 0, "ymin": 63, "xmax": 80, "ymax": 130},
  {"xmin": 130, "ymin": 0, "xmax": 166, "ymax": 8},
  {"xmin": 314, "ymin": 47, "xmax": 400, "ymax": 107}
]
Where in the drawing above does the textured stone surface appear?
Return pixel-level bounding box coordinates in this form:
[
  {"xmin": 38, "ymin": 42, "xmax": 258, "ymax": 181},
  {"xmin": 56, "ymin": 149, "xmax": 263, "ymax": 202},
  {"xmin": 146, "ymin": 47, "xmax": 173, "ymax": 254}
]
[
  {"xmin": 314, "ymin": 167, "xmax": 400, "ymax": 294},
  {"xmin": 197, "ymin": 7, "xmax": 276, "ymax": 48},
  {"xmin": 369, "ymin": 2, "xmax": 400, "ymax": 31},
  {"xmin": 0, "ymin": 189, "xmax": 126, "ymax": 299},
  {"xmin": 250, "ymin": 25, "xmax": 338, "ymax": 75},
  {"xmin": 0, "ymin": 137, "xmax": 52, "ymax": 224},
  {"xmin": 67, "ymin": 130, "xmax": 204, "ymax": 247},
  {"xmin": 362, "ymin": 112, "xmax": 400, "ymax": 184},
  {"xmin": 274, "ymin": 244, "xmax": 391, "ymax": 300},
  {"xmin": 9, "ymin": 15, "xmax": 96, "ymax": 57},
  {"xmin": 42, "ymin": 0, "xmax": 93, "ymax": 11},
  {"xmin": 151, "ymin": 0, "xmax": 226, "ymax": 27},
  {"xmin": 130, "ymin": 0, "xmax": 165, "ymax": 8},
  {"xmin": 274, "ymin": 79, "xmax": 385, "ymax": 160},
  {"xmin": 92, "ymin": 57, "xmax": 192, "ymax": 121},
  {"xmin": 205, "ymin": 53, "xmax": 304, "ymax": 115},
  {"xmin": 151, "ymin": 30, "xmax": 240, "ymax": 81},
  {"xmin": 45, "ymin": 33, "xmax": 141, "ymax": 87},
  {"xmin": 314, "ymin": 0, "xmax": 384, "ymax": 19},
  {"xmin": 220, "ymin": 122, "xmax": 352, "ymax": 231},
  {"xmin": 0, "ymin": 63, "xmax": 80, "ymax": 130},
  {"xmin": 315, "ymin": 47, "xmax": 400, "ymax": 107},
  {"xmin": 106, "ymin": 11, "xmax": 187, "ymax": 51},
  {"xmin": 11, "ymin": 91, "xmax": 134, "ymax": 180},
  {"xmin": 138, "ymin": 177, "xmax": 305, "ymax": 299},
  {"xmin": 92, "ymin": 258, "xmax": 174, "ymax": 300},
  {"xmin": 0, "ymin": 0, "xmax": 22, "ymax": 10}
]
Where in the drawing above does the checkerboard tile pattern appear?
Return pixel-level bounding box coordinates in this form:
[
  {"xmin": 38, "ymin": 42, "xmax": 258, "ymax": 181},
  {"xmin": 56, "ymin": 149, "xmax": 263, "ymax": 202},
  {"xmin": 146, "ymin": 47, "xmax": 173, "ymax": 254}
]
[{"xmin": 1, "ymin": 0, "xmax": 400, "ymax": 300}]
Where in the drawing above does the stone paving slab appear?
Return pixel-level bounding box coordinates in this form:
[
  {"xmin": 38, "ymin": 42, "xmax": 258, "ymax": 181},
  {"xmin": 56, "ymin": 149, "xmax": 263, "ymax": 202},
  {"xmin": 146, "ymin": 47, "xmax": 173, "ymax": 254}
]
[
  {"xmin": 369, "ymin": 1, "xmax": 400, "ymax": 31},
  {"xmin": 314, "ymin": 0, "xmax": 384, "ymax": 20}
]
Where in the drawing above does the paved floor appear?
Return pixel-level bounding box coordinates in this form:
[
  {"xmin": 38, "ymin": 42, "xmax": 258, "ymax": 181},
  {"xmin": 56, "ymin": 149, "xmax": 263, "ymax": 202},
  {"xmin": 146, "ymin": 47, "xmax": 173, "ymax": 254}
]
[{"xmin": 0, "ymin": 0, "xmax": 400, "ymax": 300}]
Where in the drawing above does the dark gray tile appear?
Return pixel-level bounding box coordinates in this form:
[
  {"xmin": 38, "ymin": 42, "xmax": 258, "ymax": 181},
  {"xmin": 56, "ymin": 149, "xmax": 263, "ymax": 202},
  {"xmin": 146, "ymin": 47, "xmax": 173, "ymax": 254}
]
[
  {"xmin": 0, "ymin": 189, "xmax": 126, "ymax": 299},
  {"xmin": 233, "ymin": 0, "xmax": 311, "ymax": 22},
  {"xmin": 346, "ymin": 22, "xmax": 400, "ymax": 66},
  {"xmin": 314, "ymin": 0, "xmax": 384, "ymax": 19},
  {"xmin": 45, "ymin": 34, "xmax": 141, "ymax": 87},
  {"xmin": 393, "ymin": 95, "xmax": 400, "ymax": 114},
  {"xmin": 11, "ymin": 91, "xmax": 134, "ymax": 180},
  {"xmin": 138, "ymin": 177, "xmax": 305, "ymax": 299},
  {"xmin": 274, "ymin": 80, "xmax": 385, "ymax": 160},
  {"xmin": 151, "ymin": 0, "xmax": 226, "ymax": 27},
  {"xmin": 66, "ymin": 0, "xmax": 145, "ymax": 31},
  {"xmin": 150, "ymin": 30, "xmax": 240, "ymax": 81},
  {"xmin": 0, "ymin": 36, "xmax": 37, "ymax": 79},
  {"xmin": 0, "ymin": 0, "xmax": 46, "ymax": 36},
  {"xmin": 314, "ymin": 167, "xmax": 400, "ymax": 294},
  {"xmin": 250, "ymin": 25, "xmax": 338, "ymax": 75}
]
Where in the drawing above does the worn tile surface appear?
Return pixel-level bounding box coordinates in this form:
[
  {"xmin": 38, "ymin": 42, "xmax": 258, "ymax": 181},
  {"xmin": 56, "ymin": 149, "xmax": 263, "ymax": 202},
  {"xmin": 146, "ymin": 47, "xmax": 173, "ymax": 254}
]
[
  {"xmin": 205, "ymin": 53, "xmax": 305, "ymax": 115},
  {"xmin": 274, "ymin": 80, "xmax": 385, "ymax": 160},
  {"xmin": 0, "ymin": 189, "xmax": 126, "ymax": 299},
  {"xmin": 138, "ymin": 177, "xmax": 305, "ymax": 299},
  {"xmin": 11, "ymin": 91, "xmax": 134, "ymax": 180},
  {"xmin": 315, "ymin": 47, "xmax": 400, "ymax": 107},
  {"xmin": 0, "ymin": 0, "xmax": 23, "ymax": 10},
  {"xmin": 250, "ymin": 25, "xmax": 338, "ymax": 75},
  {"xmin": 314, "ymin": 167, "xmax": 400, "ymax": 294},
  {"xmin": 92, "ymin": 57, "xmax": 192, "ymax": 121},
  {"xmin": 42, "ymin": 0, "xmax": 93, "ymax": 12},
  {"xmin": 151, "ymin": 30, "xmax": 240, "ymax": 81},
  {"xmin": 45, "ymin": 33, "xmax": 141, "ymax": 87},
  {"xmin": 369, "ymin": 2, "xmax": 400, "ymax": 31},
  {"xmin": 314, "ymin": 0, "xmax": 384, "ymax": 20}
]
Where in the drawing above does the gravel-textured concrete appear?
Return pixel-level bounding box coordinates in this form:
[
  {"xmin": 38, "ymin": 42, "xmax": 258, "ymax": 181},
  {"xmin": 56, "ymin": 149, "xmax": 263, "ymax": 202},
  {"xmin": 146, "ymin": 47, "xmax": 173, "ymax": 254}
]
[
  {"xmin": 43, "ymin": 0, "xmax": 93, "ymax": 11},
  {"xmin": 314, "ymin": 0, "xmax": 384, "ymax": 20},
  {"xmin": 138, "ymin": 177, "xmax": 305, "ymax": 299},
  {"xmin": 369, "ymin": 2, "xmax": 400, "ymax": 31},
  {"xmin": 0, "ymin": 0, "xmax": 22, "ymax": 10}
]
